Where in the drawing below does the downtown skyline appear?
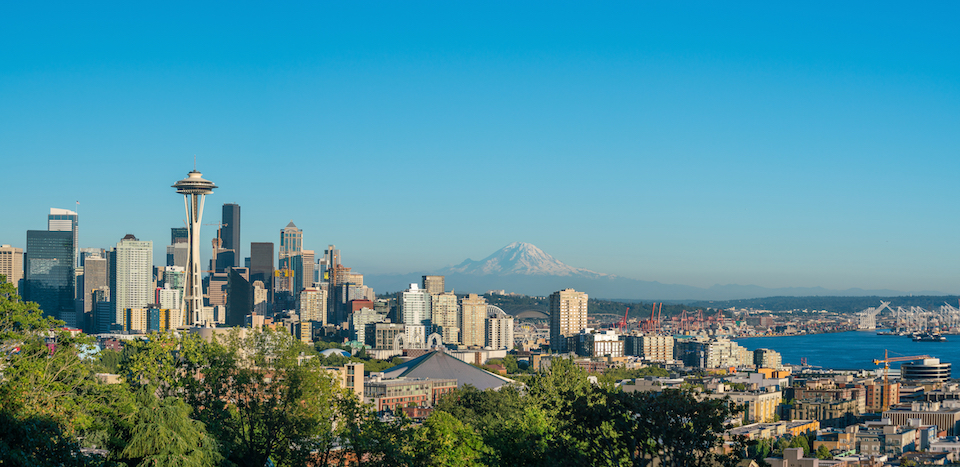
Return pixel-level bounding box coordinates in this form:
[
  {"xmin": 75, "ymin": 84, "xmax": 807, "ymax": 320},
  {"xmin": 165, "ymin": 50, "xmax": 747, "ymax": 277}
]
[{"xmin": 2, "ymin": 3, "xmax": 960, "ymax": 294}]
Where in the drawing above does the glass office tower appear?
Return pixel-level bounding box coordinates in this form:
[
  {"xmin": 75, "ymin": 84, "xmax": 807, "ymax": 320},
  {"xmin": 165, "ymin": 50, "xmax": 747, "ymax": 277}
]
[{"xmin": 24, "ymin": 230, "xmax": 76, "ymax": 327}]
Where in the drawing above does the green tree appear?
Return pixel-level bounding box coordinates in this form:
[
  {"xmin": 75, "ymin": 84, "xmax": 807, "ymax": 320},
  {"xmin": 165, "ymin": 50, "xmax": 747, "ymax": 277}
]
[
  {"xmin": 815, "ymin": 444, "xmax": 831, "ymax": 459},
  {"xmin": 116, "ymin": 389, "xmax": 222, "ymax": 467},
  {"xmin": 183, "ymin": 328, "xmax": 341, "ymax": 467},
  {"xmin": 411, "ymin": 411, "xmax": 489, "ymax": 467}
]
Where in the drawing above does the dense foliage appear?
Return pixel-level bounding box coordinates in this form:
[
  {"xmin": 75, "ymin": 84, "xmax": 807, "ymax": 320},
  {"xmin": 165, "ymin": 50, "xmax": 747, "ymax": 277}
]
[{"xmin": 0, "ymin": 275, "xmax": 748, "ymax": 466}]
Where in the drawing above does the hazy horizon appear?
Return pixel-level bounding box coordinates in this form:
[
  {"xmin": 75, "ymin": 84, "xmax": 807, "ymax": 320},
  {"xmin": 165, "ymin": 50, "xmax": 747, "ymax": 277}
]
[{"xmin": 3, "ymin": 3, "xmax": 959, "ymax": 293}]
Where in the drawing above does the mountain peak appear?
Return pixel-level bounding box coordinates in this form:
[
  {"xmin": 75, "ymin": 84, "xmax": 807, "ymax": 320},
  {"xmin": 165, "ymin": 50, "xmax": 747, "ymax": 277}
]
[{"xmin": 440, "ymin": 242, "xmax": 606, "ymax": 277}]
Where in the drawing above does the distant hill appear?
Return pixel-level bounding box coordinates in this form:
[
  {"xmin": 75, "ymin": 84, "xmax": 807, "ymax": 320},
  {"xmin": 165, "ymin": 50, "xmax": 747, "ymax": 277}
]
[
  {"xmin": 363, "ymin": 242, "xmax": 943, "ymax": 301},
  {"xmin": 689, "ymin": 295, "xmax": 960, "ymax": 314}
]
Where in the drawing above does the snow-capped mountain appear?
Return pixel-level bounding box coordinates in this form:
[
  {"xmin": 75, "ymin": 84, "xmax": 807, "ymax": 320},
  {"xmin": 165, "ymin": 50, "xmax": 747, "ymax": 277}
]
[{"xmin": 440, "ymin": 242, "xmax": 607, "ymax": 277}]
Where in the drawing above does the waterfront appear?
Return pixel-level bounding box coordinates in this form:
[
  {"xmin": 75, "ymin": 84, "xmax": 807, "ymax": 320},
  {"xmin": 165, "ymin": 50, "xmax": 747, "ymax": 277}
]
[{"xmin": 736, "ymin": 330, "xmax": 960, "ymax": 378}]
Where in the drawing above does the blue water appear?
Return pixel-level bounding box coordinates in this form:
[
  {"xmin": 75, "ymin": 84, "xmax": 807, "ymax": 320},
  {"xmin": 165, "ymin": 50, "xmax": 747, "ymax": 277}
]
[{"xmin": 735, "ymin": 331, "xmax": 960, "ymax": 378}]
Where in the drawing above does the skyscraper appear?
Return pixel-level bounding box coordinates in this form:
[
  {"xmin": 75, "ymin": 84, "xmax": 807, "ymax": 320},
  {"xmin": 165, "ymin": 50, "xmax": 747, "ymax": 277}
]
[
  {"xmin": 398, "ymin": 283, "xmax": 432, "ymax": 329},
  {"xmin": 82, "ymin": 254, "xmax": 107, "ymax": 313},
  {"xmin": 24, "ymin": 230, "xmax": 75, "ymax": 326},
  {"xmin": 113, "ymin": 235, "xmax": 153, "ymax": 327},
  {"xmin": 459, "ymin": 293, "xmax": 486, "ymax": 347},
  {"xmin": 278, "ymin": 221, "xmax": 302, "ymax": 298},
  {"xmin": 249, "ymin": 242, "xmax": 274, "ymax": 304},
  {"xmin": 172, "ymin": 170, "xmax": 217, "ymax": 325},
  {"xmin": 432, "ymin": 291, "xmax": 460, "ymax": 344},
  {"xmin": 0, "ymin": 245, "xmax": 24, "ymax": 291},
  {"xmin": 48, "ymin": 208, "xmax": 78, "ymax": 267},
  {"xmin": 225, "ymin": 267, "xmax": 251, "ymax": 327},
  {"xmin": 549, "ymin": 288, "xmax": 588, "ymax": 353},
  {"xmin": 422, "ymin": 275, "xmax": 445, "ymax": 295},
  {"xmin": 221, "ymin": 203, "xmax": 241, "ymax": 268},
  {"xmin": 301, "ymin": 250, "xmax": 315, "ymax": 292}
]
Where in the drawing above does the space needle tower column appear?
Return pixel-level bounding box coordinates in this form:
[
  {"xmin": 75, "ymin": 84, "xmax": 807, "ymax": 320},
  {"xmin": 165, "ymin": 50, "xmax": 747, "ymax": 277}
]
[{"xmin": 172, "ymin": 170, "xmax": 217, "ymax": 326}]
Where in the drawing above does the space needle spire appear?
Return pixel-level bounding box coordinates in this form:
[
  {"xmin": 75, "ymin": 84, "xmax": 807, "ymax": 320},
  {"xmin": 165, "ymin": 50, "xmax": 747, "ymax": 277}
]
[{"xmin": 172, "ymin": 169, "xmax": 217, "ymax": 326}]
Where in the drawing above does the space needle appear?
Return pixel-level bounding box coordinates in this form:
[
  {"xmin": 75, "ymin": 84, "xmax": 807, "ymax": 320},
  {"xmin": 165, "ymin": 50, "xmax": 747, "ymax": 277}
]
[{"xmin": 172, "ymin": 169, "xmax": 217, "ymax": 326}]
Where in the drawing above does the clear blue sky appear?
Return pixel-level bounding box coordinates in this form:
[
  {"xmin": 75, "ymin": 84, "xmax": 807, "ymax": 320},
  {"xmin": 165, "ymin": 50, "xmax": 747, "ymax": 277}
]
[{"xmin": 2, "ymin": 2, "xmax": 959, "ymax": 293}]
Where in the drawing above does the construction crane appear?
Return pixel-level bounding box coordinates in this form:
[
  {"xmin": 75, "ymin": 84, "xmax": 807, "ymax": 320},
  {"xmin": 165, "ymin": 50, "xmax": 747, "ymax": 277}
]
[
  {"xmin": 616, "ymin": 307, "xmax": 630, "ymax": 333},
  {"xmin": 872, "ymin": 350, "xmax": 931, "ymax": 411}
]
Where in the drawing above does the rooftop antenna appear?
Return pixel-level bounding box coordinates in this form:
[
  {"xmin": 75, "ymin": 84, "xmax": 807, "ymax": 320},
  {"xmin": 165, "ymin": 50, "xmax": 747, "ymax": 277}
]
[{"xmin": 193, "ymin": 155, "xmax": 197, "ymax": 170}]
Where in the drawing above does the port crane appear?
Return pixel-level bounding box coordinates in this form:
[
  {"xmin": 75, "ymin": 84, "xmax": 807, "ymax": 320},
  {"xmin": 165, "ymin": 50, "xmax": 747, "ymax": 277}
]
[
  {"xmin": 872, "ymin": 350, "xmax": 931, "ymax": 411},
  {"xmin": 616, "ymin": 307, "xmax": 630, "ymax": 333}
]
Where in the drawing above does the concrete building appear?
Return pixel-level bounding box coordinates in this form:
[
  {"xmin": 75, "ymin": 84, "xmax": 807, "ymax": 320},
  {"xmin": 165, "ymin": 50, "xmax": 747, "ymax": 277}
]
[
  {"xmin": 765, "ymin": 448, "xmax": 819, "ymax": 467},
  {"xmin": 431, "ymin": 291, "xmax": 460, "ymax": 344},
  {"xmin": 459, "ymin": 293, "xmax": 486, "ymax": 347},
  {"xmin": 398, "ymin": 283, "xmax": 432, "ymax": 329},
  {"xmin": 706, "ymin": 388, "xmax": 782, "ymax": 423},
  {"xmin": 82, "ymin": 254, "xmax": 107, "ymax": 314},
  {"xmin": 638, "ymin": 334, "xmax": 674, "ymax": 361},
  {"xmin": 324, "ymin": 362, "xmax": 364, "ymax": 399},
  {"xmin": 901, "ymin": 358, "xmax": 952, "ymax": 383},
  {"xmin": 572, "ymin": 329, "xmax": 624, "ymax": 358},
  {"xmin": 25, "ymin": 230, "xmax": 76, "ymax": 326},
  {"xmin": 301, "ymin": 250, "xmax": 315, "ymax": 297},
  {"xmin": 485, "ymin": 306, "xmax": 514, "ymax": 350},
  {"xmin": 364, "ymin": 377, "xmax": 457, "ymax": 412},
  {"xmin": 549, "ymin": 288, "xmax": 588, "ymax": 353},
  {"xmin": 369, "ymin": 322, "xmax": 405, "ymax": 350},
  {"xmin": 249, "ymin": 242, "xmax": 274, "ymax": 305},
  {"xmin": 298, "ymin": 288, "xmax": 327, "ymax": 325},
  {"xmin": 0, "ymin": 245, "xmax": 23, "ymax": 290},
  {"xmin": 91, "ymin": 288, "xmax": 113, "ymax": 333},
  {"xmin": 252, "ymin": 280, "xmax": 269, "ymax": 315},
  {"xmin": 883, "ymin": 401, "xmax": 960, "ymax": 436},
  {"xmin": 675, "ymin": 337, "xmax": 750, "ymax": 369},
  {"xmin": 350, "ymin": 306, "xmax": 385, "ymax": 345},
  {"xmin": 422, "ymin": 275, "xmax": 445, "ymax": 295},
  {"xmin": 753, "ymin": 348, "xmax": 782, "ymax": 369},
  {"xmin": 113, "ymin": 235, "xmax": 153, "ymax": 327},
  {"xmin": 788, "ymin": 398, "xmax": 860, "ymax": 429}
]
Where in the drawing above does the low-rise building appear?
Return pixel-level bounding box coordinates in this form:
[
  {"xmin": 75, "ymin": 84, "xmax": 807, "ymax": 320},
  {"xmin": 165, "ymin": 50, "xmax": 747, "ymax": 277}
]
[
  {"xmin": 706, "ymin": 388, "xmax": 782, "ymax": 423},
  {"xmin": 363, "ymin": 377, "xmax": 457, "ymax": 412},
  {"xmin": 883, "ymin": 401, "xmax": 960, "ymax": 436},
  {"xmin": 325, "ymin": 362, "xmax": 364, "ymax": 399}
]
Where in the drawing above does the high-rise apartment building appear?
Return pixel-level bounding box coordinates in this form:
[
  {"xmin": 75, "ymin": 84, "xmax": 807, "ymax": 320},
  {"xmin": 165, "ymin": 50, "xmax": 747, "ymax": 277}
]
[
  {"xmin": 48, "ymin": 208, "xmax": 78, "ymax": 267},
  {"xmin": 431, "ymin": 291, "xmax": 460, "ymax": 344},
  {"xmin": 298, "ymin": 288, "xmax": 327, "ymax": 325},
  {"xmin": 113, "ymin": 235, "xmax": 153, "ymax": 328},
  {"xmin": 549, "ymin": 288, "xmax": 588, "ymax": 353},
  {"xmin": 301, "ymin": 250, "xmax": 315, "ymax": 294},
  {"xmin": 0, "ymin": 245, "xmax": 23, "ymax": 290},
  {"xmin": 459, "ymin": 293, "xmax": 487, "ymax": 347},
  {"xmin": 249, "ymin": 242, "xmax": 274, "ymax": 304},
  {"xmin": 486, "ymin": 306, "xmax": 514, "ymax": 350},
  {"xmin": 422, "ymin": 275, "xmax": 445, "ymax": 295},
  {"xmin": 221, "ymin": 204, "xmax": 240, "ymax": 268},
  {"xmin": 398, "ymin": 283, "xmax": 432, "ymax": 329},
  {"xmin": 25, "ymin": 230, "xmax": 76, "ymax": 326}
]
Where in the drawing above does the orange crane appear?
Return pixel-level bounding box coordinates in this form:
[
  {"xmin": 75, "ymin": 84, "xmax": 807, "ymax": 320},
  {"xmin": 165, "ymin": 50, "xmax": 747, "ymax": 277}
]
[
  {"xmin": 872, "ymin": 350, "xmax": 931, "ymax": 411},
  {"xmin": 616, "ymin": 307, "xmax": 630, "ymax": 333}
]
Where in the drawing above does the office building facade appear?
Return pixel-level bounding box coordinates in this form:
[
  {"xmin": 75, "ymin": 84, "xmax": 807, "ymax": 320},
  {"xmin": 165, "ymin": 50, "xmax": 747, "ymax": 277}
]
[
  {"xmin": 25, "ymin": 230, "xmax": 76, "ymax": 326},
  {"xmin": 220, "ymin": 203, "xmax": 240, "ymax": 268}
]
